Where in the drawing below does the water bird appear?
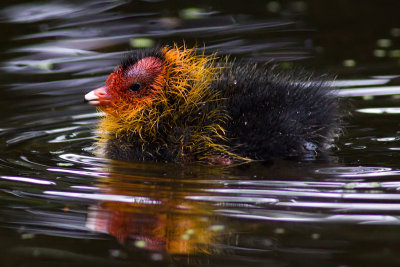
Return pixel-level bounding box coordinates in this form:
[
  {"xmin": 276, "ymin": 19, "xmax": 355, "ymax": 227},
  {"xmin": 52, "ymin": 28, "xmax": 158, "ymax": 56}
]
[{"xmin": 85, "ymin": 45, "xmax": 339, "ymax": 165}]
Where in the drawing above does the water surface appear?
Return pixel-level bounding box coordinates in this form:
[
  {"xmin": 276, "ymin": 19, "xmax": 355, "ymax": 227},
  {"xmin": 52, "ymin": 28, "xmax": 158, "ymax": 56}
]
[{"xmin": 1, "ymin": 1, "xmax": 400, "ymax": 266}]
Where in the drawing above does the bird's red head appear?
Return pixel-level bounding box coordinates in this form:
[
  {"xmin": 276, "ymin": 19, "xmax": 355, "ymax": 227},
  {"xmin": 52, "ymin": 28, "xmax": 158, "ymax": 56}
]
[{"xmin": 85, "ymin": 53, "xmax": 165, "ymax": 116}]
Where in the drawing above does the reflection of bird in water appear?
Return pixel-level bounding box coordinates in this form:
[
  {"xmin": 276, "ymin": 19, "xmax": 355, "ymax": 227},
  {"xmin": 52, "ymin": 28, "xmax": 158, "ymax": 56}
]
[
  {"xmin": 85, "ymin": 45, "xmax": 339, "ymax": 165},
  {"xmin": 85, "ymin": 170, "xmax": 225, "ymax": 255}
]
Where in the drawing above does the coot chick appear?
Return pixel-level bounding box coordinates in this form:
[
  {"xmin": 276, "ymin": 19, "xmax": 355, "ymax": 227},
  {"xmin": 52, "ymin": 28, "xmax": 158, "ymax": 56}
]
[{"xmin": 85, "ymin": 45, "xmax": 339, "ymax": 165}]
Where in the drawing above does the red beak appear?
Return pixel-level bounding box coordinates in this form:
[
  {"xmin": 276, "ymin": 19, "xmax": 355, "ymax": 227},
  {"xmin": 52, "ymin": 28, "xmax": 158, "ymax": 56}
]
[{"xmin": 84, "ymin": 86, "xmax": 111, "ymax": 106}]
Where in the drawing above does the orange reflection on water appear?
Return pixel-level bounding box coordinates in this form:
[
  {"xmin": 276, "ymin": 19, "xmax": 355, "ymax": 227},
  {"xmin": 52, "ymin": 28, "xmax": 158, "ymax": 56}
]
[{"xmin": 85, "ymin": 168, "xmax": 227, "ymax": 255}]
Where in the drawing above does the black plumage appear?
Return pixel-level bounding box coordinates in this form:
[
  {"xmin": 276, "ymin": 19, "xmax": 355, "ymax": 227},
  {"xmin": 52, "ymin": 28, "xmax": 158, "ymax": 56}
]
[{"xmin": 217, "ymin": 63, "xmax": 339, "ymax": 160}]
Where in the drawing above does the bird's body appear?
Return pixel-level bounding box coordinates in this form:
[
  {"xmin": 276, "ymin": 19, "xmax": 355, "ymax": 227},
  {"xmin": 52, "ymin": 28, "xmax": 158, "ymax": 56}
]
[{"xmin": 85, "ymin": 45, "xmax": 339, "ymax": 164}]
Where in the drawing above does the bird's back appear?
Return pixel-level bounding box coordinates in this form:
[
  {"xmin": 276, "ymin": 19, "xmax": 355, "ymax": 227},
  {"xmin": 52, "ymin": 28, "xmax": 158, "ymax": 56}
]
[{"xmin": 214, "ymin": 63, "xmax": 339, "ymax": 160}]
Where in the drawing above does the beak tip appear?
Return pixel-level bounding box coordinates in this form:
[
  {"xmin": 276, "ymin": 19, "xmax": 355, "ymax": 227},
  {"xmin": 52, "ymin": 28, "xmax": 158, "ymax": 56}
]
[
  {"xmin": 85, "ymin": 86, "xmax": 110, "ymax": 106},
  {"xmin": 84, "ymin": 90, "xmax": 99, "ymax": 106}
]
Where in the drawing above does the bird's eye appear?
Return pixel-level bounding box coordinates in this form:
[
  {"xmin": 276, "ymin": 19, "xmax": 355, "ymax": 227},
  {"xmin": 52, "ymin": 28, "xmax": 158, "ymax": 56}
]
[{"xmin": 129, "ymin": 83, "xmax": 142, "ymax": 92}]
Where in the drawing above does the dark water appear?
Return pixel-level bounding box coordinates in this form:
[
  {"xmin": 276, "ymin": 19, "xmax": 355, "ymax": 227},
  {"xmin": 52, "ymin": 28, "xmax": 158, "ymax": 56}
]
[{"xmin": 0, "ymin": 0, "xmax": 400, "ymax": 266}]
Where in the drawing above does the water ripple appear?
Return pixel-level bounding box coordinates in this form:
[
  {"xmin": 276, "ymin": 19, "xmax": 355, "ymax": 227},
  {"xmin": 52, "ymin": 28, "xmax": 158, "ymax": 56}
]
[{"xmin": 1, "ymin": 0, "xmax": 400, "ymax": 265}]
